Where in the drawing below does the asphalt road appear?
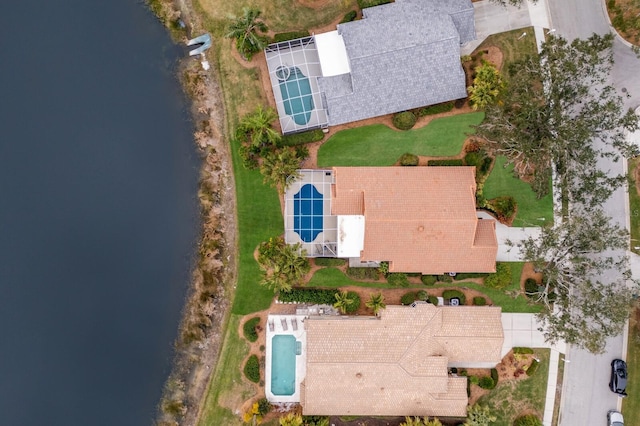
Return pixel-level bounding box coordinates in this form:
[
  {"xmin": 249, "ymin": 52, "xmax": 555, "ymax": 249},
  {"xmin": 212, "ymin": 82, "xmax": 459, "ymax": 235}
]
[{"xmin": 547, "ymin": 0, "xmax": 640, "ymax": 424}]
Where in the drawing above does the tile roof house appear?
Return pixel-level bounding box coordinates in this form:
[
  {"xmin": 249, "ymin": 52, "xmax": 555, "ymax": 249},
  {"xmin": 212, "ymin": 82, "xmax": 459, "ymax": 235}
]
[
  {"xmin": 327, "ymin": 166, "xmax": 497, "ymax": 274},
  {"xmin": 301, "ymin": 303, "xmax": 504, "ymax": 417},
  {"xmin": 320, "ymin": 0, "xmax": 475, "ymax": 126},
  {"xmin": 264, "ymin": 0, "xmax": 476, "ymax": 133}
]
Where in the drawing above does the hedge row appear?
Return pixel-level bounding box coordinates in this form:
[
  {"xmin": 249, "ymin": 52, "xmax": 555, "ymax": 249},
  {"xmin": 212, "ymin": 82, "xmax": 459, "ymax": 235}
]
[
  {"xmin": 272, "ymin": 31, "xmax": 310, "ymax": 43},
  {"xmin": 281, "ymin": 129, "xmax": 324, "ymax": 146},
  {"xmin": 340, "ymin": 10, "xmax": 358, "ymax": 23},
  {"xmin": 527, "ymin": 358, "xmax": 540, "ymax": 376},
  {"xmin": 387, "ymin": 273, "xmax": 409, "ymax": 287},
  {"xmin": 428, "ymin": 159, "xmax": 464, "ymax": 166},
  {"xmin": 278, "ymin": 288, "xmax": 336, "ymax": 305},
  {"xmin": 454, "ymin": 272, "xmax": 489, "ymax": 281},
  {"xmin": 244, "ymin": 355, "xmax": 260, "ymax": 383},
  {"xmin": 513, "ymin": 347, "xmax": 534, "ymax": 354},
  {"xmin": 417, "ymin": 101, "xmax": 454, "ymax": 117},
  {"xmin": 243, "ymin": 317, "xmax": 260, "ymax": 342},
  {"xmin": 315, "ymin": 257, "xmax": 346, "ymax": 267},
  {"xmin": 347, "ymin": 267, "xmax": 380, "ymax": 280},
  {"xmin": 357, "ymin": 0, "xmax": 392, "ymax": 9}
]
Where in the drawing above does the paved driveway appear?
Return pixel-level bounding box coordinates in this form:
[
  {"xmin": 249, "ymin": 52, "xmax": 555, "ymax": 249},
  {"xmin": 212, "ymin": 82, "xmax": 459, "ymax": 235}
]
[{"xmin": 477, "ymin": 211, "xmax": 541, "ymax": 261}]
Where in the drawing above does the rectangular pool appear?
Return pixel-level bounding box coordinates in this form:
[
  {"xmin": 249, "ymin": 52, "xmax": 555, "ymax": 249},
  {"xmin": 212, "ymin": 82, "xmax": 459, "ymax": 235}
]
[{"xmin": 271, "ymin": 335, "xmax": 298, "ymax": 396}]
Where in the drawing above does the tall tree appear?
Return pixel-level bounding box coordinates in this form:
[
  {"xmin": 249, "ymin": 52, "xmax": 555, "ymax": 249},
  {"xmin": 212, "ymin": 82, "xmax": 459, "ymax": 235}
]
[
  {"xmin": 260, "ymin": 147, "xmax": 305, "ymax": 193},
  {"xmin": 509, "ymin": 207, "xmax": 635, "ymax": 353},
  {"xmin": 365, "ymin": 292, "xmax": 386, "ymax": 316},
  {"xmin": 238, "ymin": 105, "xmax": 281, "ymax": 150},
  {"xmin": 476, "ymin": 33, "xmax": 638, "ymax": 203},
  {"xmin": 257, "ymin": 237, "xmax": 310, "ymax": 293},
  {"xmin": 225, "ymin": 8, "xmax": 269, "ymax": 60}
]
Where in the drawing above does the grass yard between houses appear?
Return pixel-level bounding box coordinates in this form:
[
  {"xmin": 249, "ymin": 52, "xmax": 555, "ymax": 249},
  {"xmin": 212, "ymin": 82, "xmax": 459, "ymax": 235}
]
[
  {"xmin": 476, "ymin": 27, "xmax": 538, "ymax": 82},
  {"xmin": 483, "ymin": 156, "xmax": 554, "ymax": 227},
  {"xmin": 477, "ymin": 348, "xmax": 550, "ymax": 426},
  {"xmin": 198, "ymin": 315, "xmax": 255, "ymax": 426},
  {"xmin": 622, "ymin": 306, "xmax": 640, "ymax": 421},
  {"xmin": 317, "ymin": 112, "xmax": 484, "ymax": 167},
  {"xmin": 628, "ymin": 157, "xmax": 640, "ymax": 255}
]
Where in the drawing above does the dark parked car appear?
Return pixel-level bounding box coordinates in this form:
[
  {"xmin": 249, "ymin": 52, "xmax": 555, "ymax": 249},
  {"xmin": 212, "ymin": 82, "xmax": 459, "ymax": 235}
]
[
  {"xmin": 609, "ymin": 359, "xmax": 628, "ymax": 397},
  {"xmin": 607, "ymin": 410, "xmax": 624, "ymax": 426}
]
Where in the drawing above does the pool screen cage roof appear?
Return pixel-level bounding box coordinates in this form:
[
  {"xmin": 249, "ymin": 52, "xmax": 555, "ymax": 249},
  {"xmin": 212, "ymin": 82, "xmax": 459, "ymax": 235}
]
[
  {"xmin": 265, "ymin": 37, "xmax": 329, "ymax": 135},
  {"xmin": 284, "ymin": 170, "xmax": 338, "ymax": 257}
]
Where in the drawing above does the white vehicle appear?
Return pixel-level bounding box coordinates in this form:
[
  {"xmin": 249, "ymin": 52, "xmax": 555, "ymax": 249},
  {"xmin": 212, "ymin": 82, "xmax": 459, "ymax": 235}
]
[{"xmin": 607, "ymin": 410, "xmax": 624, "ymax": 426}]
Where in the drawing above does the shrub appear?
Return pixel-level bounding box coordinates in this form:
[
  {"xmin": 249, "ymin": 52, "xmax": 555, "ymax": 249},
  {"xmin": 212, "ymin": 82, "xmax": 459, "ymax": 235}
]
[
  {"xmin": 243, "ymin": 317, "xmax": 260, "ymax": 342},
  {"xmin": 378, "ymin": 261, "xmax": 389, "ymax": 277},
  {"xmin": 388, "ymin": 273, "xmax": 410, "ymax": 287},
  {"xmin": 514, "ymin": 414, "xmax": 543, "ymax": 426},
  {"xmin": 491, "ymin": 368, "xmax": 499, "ymax": 384},
  {"xmin": 454, "ymin": 272, "xmax": 489, "ymax": 281},
  {"xmin": 478, "ymin": 376, "xmax": 495, "ymax": 389},
  {"xmin": 357, "ymin": 0, "xmax": 392, "ymax": 9},
  {"xmin": 392, "ymin": 111, "xmax": 417, "ymax": 130},
  {"xmin": 484, "ymin": 262, "xmax": 512, "ymax": 289},
  {"xmin": 524, "ymin": 278, "xmax": 539, "ymax": 297},
  {"xmin": 244, "ymin": 355, "xmax": 260, "ymax": 383},
  {"xmin": 526, "ymin": 359, "xmax": 540, "ymax": 376},
  {"xmin": 442, "ymin": 289, "xmax": 466, "ymax": 305},
  {"xmin": 315, "ymin": 257, "xmax": 346, "ymax": 267},
  {"xmin": 278, "ymin": 288, "xmax": 336, "ymax": 304},
  {"xmin": 401, "ymin": 291, "xmax": 417, "ymax": 305},
  {"xmin": 416, "ymin": 290, "xmax": 428, "ymax": 301},
  {"xmin": 257, "ymin": 398, "xmax": 271, "ymax": 415},
  {"xmin": 469, "ymin": 375, "xmax": 480, "ymax": 385},
  {"xmin": 473, "ymin": 296, "xmax": 486, "ymax": 306},
  {"xmin": 513, "ymin": 347, "xmax": 534, "ymax": 354},
  {"xmin": 399, "ymin": 152, "xmax": 419, "ymax": 166},
  {"xmin": 347, "ymin": 267, "xmax": 380, "ymax": 280},
  {"xmin": 488, "ymin": 196, "xmax": 517, "ymax": 221},
  {"xmin": 454, "ymin": 98, "xmax": 466, "ymax": 109},
  {"xmin": 340, "ymin": 10, "xmax": 358, "ymax": 23},
  {"xmin": 343, "ymin": 291, "xmax": 361, "ymax": 314},
  {"xmin": 428, "ymin": 295, "xmax": 439, "ymax": 305},
  {"xmin": 427, "ymin": 159, "xmax": 464, "ymax": 166},
  {"xmin": 281, "ymin": 129, "xmax": 324, "ymax": 146},
  {"xmin": 272, "ymin": 31, "xmax": 310, "ymax": 43},
  {"xmin": 438, "ymin": 274, "xmax": 454, "ymax": 283},
  {"xmin": 421, "ymin": 275, "xmax": 437, "ymax": 285},
  {"xmin": 417, "ymin": 101, "xmax": 454, "ymax": 116}
]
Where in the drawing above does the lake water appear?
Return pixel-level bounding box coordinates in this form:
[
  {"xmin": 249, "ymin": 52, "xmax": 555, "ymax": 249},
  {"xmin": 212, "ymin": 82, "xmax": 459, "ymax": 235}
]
[{"xmin": 0, "ymin": 1, "xmax": 200, "ymax": 425}]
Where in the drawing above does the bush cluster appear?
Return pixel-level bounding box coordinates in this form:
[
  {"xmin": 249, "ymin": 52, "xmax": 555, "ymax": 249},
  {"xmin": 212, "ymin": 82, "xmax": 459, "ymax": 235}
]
[
  {"xmin": 427, "ymin": 159, "xmax": 464, "ymax": 166},
  {"xmin": 428, "ymin": 295, "xmax": 439, "ymax": 305},
  {"xmin": 464, "ymin": 150, "xmax": 493, "ymax": 178},
  {"xmin": 281, "ymin": 129, "xmax": 324, "ymax": 146},
  {"xmin": 340, "ymin": 10, "xmax": 358, "ymax": 23},
  {"xmin": 243, "ymin": 317, "xmax": 260, "ymax": 342},
  {"xmin": 314, "ymin": 257, "xmax": 346, "ymax": 267},
  {"xmin": 473, "ymin": 296, "xmax": 486, "ymax": 306},
  {"xmin": 417, "ymin": 101, "xmax": 454, "ymax": 117},
  {"xmin": 454, "ymin": 272, "xmax": 489, "ymax": 281},
  {"xmin": 484, "ymin": 262, "xmax": 512, "ymax": 289},
  {"xmin": 513, "ymin": 414, "xmax": 543, "ymax": 426},
  {"xmin": 278, "ymin": 288, "xmax": 336, "ymax": 304},
  {"xmin": 244, "ymin": 355, "xmax": 260, "ymax": 383},
  {"xmin": 272, "ymin": 31, "xmax": 310, "ymax": 43},
  {"xmin": 438, "ymin": 274, "xmax": 454, "ymax": 283},
  {"xmin": 421, "ymin": 275, "xmax": 437, "ymax": 285},
  {"xmin": 416, "ymin": 290, "xmax": 428, "ymax": 301},
  {"xmin": 357, "ymin": 0, "xmax": 392, "ymax": 9},
  {"xmin": 392, "ymin": 111, "xmax": 417, "ymax": 130},
  {"xmin": 399, "ymin": 152, "xmax": 419, "ymax": 166},
  {"xmin": 478, "ymin": 376, "xmax": 495, "ymax": 389},
  {"xmin": 526, "ymin": 358, "xmax": 540, "ymax": 376},
  {"xmin": 257, "ymin": 398, "xmax": 271, "ymax": 416},
  {"xmin": 347, "ymin": 267, "xmax": 380, "ymax": 280},
  {"xmin": 401, "ymin": 291, "xmax": 417, "ymax": 305},
  {"xmin": 524, "ymin": 278, "xmax": 539, "ymax": 297},
  {"xmin": 442, "ymin": 289, "xmax": 466, "ymax": 305},
  {"xmin": 388, "ymin": 273, "xmax": 410, "ymax": 287},
  {"xmin": 340, "ymin": 291, "xmax": 361, "ymax": 314},
  {"xmin": 487, "ymin": 196, "xmax": 517, "ymax": 221}
]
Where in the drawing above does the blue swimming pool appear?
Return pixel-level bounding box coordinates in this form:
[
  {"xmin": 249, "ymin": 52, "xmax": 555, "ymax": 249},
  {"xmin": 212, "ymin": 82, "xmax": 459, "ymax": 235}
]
[
  {"xmin": 293, "ymin": 184, "xmax": 323, "ymax": 243},
  {"xmin": 271, "ymin": 335, "xmax": 297, "ymax": 396},
  {"xmin": 277, "ymin": 66, "xmax": 314, "ymax": 125}
]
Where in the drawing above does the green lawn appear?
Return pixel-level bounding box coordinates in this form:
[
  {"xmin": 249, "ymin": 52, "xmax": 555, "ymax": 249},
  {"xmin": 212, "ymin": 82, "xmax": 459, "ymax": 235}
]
[
  {"xmin": 628, "ymin": 158, "xmax": 640, "ymax": 255},
  {"xmin": 477, "ymin": 349, "xmax": 550, "ymax": 426},
  {"xmin": 230, "ymin": 137, "xmax": 283, "ymax": 315},
  {"xmin": 317, "ymin": 112, "xmax": 484, "ymax": 167},
  {"xmin": 477, "ymin": 27, "xmax": 538, "ymax": 83},
  {"xmin": 483, "ymin": 156, "xmax": 554, "ymax": 227},
  {"xmin": 623, "ymin": 307, "xmax": 640, "ymax": 421},
  {"xmin": 307, "ymin": 262, "xmax": 540, "ymax": 313},
  {"xmin": 198, "ymin": 315, "xmax": 255, "ymax": 426}
]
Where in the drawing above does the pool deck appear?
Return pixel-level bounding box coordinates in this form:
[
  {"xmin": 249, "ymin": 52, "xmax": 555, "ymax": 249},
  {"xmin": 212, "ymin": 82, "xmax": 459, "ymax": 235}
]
[{"xmin": 265, "ymin": 314, "xmax": 308, "ymax": 403}]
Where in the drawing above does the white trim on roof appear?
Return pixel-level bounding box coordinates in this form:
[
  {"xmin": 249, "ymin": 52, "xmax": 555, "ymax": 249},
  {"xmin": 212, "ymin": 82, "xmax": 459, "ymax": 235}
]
[
  {"xmin": 314, "ymin": 31, "xmax": 351, "ymax": 77},
  {"xmin": 337, "ymin": 215, "xmax": 365, "ymax": 257}
]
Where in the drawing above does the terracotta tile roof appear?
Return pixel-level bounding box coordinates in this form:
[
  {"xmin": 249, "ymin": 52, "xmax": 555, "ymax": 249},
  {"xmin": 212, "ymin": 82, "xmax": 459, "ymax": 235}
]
[
  {"xmin": 331, "ymin": 167, "xmax": 497, "ymax": 274},
  {"xmin": 301, "ymin": 304, "xmax": 503, "ymax": 417}
]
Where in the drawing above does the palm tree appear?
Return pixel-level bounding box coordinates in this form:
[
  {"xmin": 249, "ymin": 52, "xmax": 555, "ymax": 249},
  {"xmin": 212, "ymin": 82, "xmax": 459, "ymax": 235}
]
[
  {"xmin": 257, "ymin": 237, "xmax": 309, "ymax": 293},
  {"xmin": 225, "ymin": 8, "xmax": 269, "ymax": 60},
  {"xmin": 260, "ymin": 147, "xmax": 303, "ymax": 193},
  {"xmin": 334, "ymin": 290, "xmax": 358, "ymax": 314},
  {"xmin": 279, "ymin": 413, "xmax": 303, "ymax": 426},
  {"xmin": 238, "ymin": 105, "xmax": 280, "ymax": 149},
  {"xmin": 365, "ymin": 292, "xmax": 386, "ymax": 316}
]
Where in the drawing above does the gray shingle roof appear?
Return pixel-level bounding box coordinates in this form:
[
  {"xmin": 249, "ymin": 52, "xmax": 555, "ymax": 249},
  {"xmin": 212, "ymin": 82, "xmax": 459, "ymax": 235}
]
[{"xmin": 319, "ymin": 0, "xmax": 475, "ymax": 126}]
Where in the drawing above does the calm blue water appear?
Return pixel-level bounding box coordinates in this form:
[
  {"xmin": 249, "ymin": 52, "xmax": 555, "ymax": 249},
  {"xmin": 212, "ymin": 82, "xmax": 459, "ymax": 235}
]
[
  {"xmin": 271, "ymin": 335, "xmax": 297, "ymax": 395},
  {"xmin": 0, "ymin": 1, "xmax": 200, "ymax": 425},
  {"xmin": 280, "ymin": 66, "xmax": 314, "ymax": 125},
  {"xmin": 293, "ymin": 184, "xmax": 323, "ymax": 242}
]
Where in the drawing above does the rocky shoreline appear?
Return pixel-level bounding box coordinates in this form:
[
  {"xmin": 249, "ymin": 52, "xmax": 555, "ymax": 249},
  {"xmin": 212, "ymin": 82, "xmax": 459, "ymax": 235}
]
[{"xmin": 148, "ymin": 1, "xmax": 239, "ymax": 425}]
